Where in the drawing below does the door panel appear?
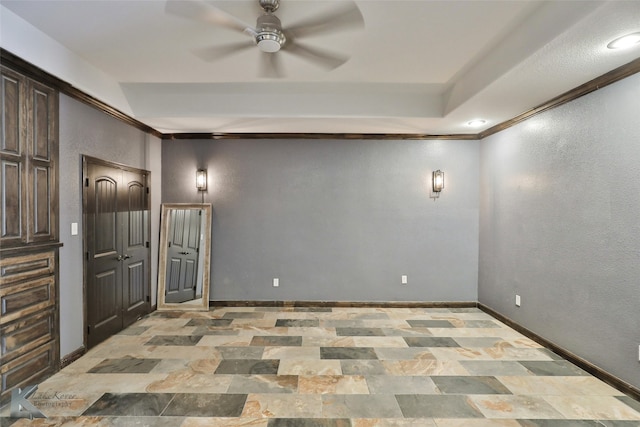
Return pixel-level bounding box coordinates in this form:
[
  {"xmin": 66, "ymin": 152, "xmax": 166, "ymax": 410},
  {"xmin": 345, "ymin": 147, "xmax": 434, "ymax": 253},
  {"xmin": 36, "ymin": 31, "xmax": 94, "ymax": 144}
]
[{"xmin": 165, "ymin": 209, "xmax": 200, "ymax": 303}]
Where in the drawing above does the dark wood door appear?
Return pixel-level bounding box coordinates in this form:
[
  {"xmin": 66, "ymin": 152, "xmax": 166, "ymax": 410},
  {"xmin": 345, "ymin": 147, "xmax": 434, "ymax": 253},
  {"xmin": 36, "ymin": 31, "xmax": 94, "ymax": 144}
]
[
  {"xmin": 165, "ymin": 208, "xmax": 200, "ymax": 303},
  {"xmin": 84, "ymin": 158, "xmax": 150, "ymax": 348}
]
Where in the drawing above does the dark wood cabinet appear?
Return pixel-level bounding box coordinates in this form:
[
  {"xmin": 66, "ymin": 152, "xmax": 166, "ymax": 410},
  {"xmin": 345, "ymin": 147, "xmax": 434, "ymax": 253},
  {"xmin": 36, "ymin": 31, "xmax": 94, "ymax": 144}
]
[
  {"xmin": 1, "ymin": 65, "xmax": 58, "ymax": 246},
  {"xmin": 0, "ymin": 64, "xmax": 60, "ymax": 404}
]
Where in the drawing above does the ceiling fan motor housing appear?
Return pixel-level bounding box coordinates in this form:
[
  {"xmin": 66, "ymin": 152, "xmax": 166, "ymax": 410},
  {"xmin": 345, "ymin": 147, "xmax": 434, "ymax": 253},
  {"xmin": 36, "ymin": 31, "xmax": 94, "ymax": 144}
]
[{"xmin": 256, "ymin": 13, "xmax": 286, "ymax": 53}]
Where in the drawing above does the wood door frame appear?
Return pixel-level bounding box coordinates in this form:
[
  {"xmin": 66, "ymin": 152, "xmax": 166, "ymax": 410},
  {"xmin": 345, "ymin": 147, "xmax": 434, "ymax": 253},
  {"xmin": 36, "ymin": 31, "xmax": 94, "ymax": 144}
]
[{"xmin": 81, "ymin": 155, "xmax": 151, "ymax": 349}]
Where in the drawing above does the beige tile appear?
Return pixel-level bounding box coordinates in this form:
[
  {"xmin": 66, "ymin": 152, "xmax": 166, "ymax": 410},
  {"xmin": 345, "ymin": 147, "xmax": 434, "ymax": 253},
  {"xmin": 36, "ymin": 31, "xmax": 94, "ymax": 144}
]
[
  {"xmin": 302, "ymin": 336, "xmax": 356, "ymax": 347},
  {"xmin": 197, "ymin": 335, "xmax": 253, "ymax": 346},
  {"xmin": 498, "ymin": 375, "xmax": 624, "ymax": 396},
  {"xmin": 352, "ymin": 336, "xmax": 408, "ymax": 348},
  {"xmin": 278, "ymin": 359, "xmax": 343, "ymax": 375},
  {"xmin": 241, "ymin": 393, "xmax": 322, "ymax": 418},
  {"xmin": 382, "ymin": 360, "xmax": 468, "ymax": 376},
  {"xmin": 353, "ymin": 419, "xmax": 437, "ymax": 427},
  {"xmin": 261, "ymin": 346, "xmax": 320, "ymax": 360},
  {"xmin": 298, "ymin": 375, "xmax": 369, "ymax": 394},
  {"xmin": 434, "ymin": 419, "xmax": 521, "ymax": 427},
  {"xmin": 543, "ymin": 395, "xmax": 640, "ymax": 420},
  {"xmin": 146, "ymin": 371, "xmax": 232, "ymax": 393},
  {"xmin": 181, "ymin": 417, "xmax": 269, "ymax": 427},
  {"xmin": 469, "ymin": 395, "xmax": 565, "ymax": 419}
]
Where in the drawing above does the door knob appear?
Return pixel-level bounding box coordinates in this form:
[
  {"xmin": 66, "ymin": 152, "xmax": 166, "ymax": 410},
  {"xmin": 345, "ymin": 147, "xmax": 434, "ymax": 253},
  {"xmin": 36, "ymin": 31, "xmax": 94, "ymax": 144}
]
[
  {"xmin": 179, "ymin": 251, "xmax": 190, "ymax": 255},
  {"xmin": 116, "ymin": 254, "xmax": 124, "ymax": 261},
  {"xmin": 123, "ymin": 254, "xmax": 131, "ymax": 260}
]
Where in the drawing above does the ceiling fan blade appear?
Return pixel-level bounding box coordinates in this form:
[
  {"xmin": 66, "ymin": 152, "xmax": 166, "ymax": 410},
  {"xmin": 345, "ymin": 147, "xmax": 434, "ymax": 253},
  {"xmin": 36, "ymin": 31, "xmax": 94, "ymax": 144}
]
[
  {"xmin": 165, "ymin": 0, "xmax": 257, "ymax": 36},
  {"xmin": 283, "ymin": 41, "xmax": 349, "ymax": 70},
  {"xmin": 259, "ymin": 52, "xmax": 285, "ymax": 79},
  {"xmin": 285, "ymin": 1, "xmax": 364, "ymax": 39},
  {"xmin": 193, "ymin": 41, "xmax": 255, "ymax": 62}
]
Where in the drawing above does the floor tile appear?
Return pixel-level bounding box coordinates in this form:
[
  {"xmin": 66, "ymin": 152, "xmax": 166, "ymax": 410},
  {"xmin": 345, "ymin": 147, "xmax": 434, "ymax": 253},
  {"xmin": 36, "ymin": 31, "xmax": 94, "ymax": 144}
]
[
  {"xmin": 186, "ymin": 318, "xmax": 234, "ymax": 327},
  {"xmin": 242, "ymin": 394, "xmax": 322, "ymax": 418},
  {"xmin": 267, "ymin": 419, "xmax": 350, "ymax": 427},
  {"xmin": 542, "ymin": 395, "xmax": 640, "ymax": 420},
  {"xmin": 227, "ymin": 375, "xmax": 298, "ymax": 394},
  {"xmin": 298, "ymin": 375, "xmax": 369, "ymax": 394},
  {"xmin": 404, "ymin": 337, "xmax": 460, "ymax": 347},
  {"xmin": 432, "ymin": 376, "xmax": 512, "ymax": 394},
  {"xmin": 251, "ymin": 336, "xmax": 303, "ymax": 347},
  {"xmin": 366, "ymin": 375, "xmax": 439, "ymax": 394},
  {"xmin": 215, "ymin": 359, "xmax": 280, "ymax": 374},
  {"xmin": 88, "ymin": 357, "xmax": 161, "ymax": 374},
  {"xmin": 459, "ymin": 361, "xmax": 532, "ymax": 376},
  {"xmin": 82, "ymin": 392, "xmax": 173, "ymax": 416},
  {"xmin": 276, "ymin": 319, "xmax": 320, "ymax": 327},
  {"xmin": 519, "ymin": 361, "xmax": 589, "ymax": 376},
  {"xmin": 395, "ymin": 394, "xmax": 484, "ymax": 418},
  {"xmin": 407, "ymin": 319, "xmax": 455, "ymax": 328},
  {"xmin": 335, "ymin": 327, "xmax": 386, "ymax": 336},
  {"xmin": 340, "ymin": 360, "xmax": 387, "ymax": 375},
  {"xmin": 220, "ymin": 346, "xmax": 266, "ymax": 359},
  {"xmin": 278, "ymin": 360, "xmax": 342, "ymax": 376},
  {"xmin": 145, "ymin": 335, "xmax": 203, "ymax": 346},
  {"xmin": 469, "ymin": 395, "xmax": 564, "ymax": 419},
  {"xmin": 320, "ymin": 347, "xmax": 378, "ymax": 360},
  {"xmin": 162, "ymin": 393, "xmax": 248, "ymax": 417},
  {"xmin": 322, "ymin": 394, "xmax": 403, "ymax": 418}
]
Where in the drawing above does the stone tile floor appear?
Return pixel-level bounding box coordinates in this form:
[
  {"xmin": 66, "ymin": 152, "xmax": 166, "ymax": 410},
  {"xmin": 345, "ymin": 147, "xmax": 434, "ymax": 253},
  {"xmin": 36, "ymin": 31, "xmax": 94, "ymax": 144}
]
[{"xmin": 2, "ymin": 306, "xmax": 640, "ymax": 426}]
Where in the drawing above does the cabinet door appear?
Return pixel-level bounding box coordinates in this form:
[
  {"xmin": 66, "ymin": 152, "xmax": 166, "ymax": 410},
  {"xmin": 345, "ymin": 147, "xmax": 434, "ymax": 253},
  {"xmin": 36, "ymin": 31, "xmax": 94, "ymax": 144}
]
[
  {"xmin": 27, "ymin": 80, "xmax": 58, "ymax": 243},
  {"xmin": 0, "ymin": 66, "xmax": 27, "ymax": 246}
]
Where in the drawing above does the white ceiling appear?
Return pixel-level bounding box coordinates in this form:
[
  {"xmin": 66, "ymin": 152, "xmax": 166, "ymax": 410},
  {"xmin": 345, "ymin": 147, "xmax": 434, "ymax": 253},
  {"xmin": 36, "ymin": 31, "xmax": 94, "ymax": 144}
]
[{"xmin": 1, "ymin": 0, "xmax": 639, "ymax": 135}]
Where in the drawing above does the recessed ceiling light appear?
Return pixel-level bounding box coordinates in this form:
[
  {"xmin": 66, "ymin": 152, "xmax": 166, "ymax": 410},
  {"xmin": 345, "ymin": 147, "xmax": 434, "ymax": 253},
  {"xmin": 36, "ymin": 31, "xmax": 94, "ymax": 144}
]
[
  {"xmin": 467, "ymin": 119, "xmax": 486, "ymax": 127},
  {"xmin": 607, "ymin": 32, "xmax": 640, "ymax": 50}
]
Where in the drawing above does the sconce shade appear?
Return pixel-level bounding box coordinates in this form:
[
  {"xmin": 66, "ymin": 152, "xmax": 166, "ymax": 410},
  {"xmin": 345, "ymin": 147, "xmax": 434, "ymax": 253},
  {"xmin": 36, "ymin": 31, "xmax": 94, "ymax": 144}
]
[
  {"xmin": 432, "ymin": 170, "xmax": 444, "ymax": 193},
  {"xmin": 196, "ymin": 169, "xmax": 207, "ymax": 191}
]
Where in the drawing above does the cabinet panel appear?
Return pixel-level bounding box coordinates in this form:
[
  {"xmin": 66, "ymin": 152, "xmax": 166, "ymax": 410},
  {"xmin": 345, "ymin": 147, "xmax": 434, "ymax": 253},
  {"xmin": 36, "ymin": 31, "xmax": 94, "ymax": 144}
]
[
  {"xmin": 1, "ymin": 309, "xmax": 54, "ymax": 364},
  {"xmin": 0, "ymin": 341, "xmax": 56, "ymax": 403},
  {"xmin": 0, "ymin": 69, "xmax": 22, "ymax": 155},
  {"xmin": 0, "ymin": 250, "xmax": 55, "ymax": 285},
  {"xmin": 32, "ymin": 87, "xmax": 51, "ymax": 160},
  {"xmin": 1, "ymin": 159, "xmax": 23, "ymax": 241},
  {"xmin": 0, "ymin": 276, "xmax": 55, "ymax": 324}
]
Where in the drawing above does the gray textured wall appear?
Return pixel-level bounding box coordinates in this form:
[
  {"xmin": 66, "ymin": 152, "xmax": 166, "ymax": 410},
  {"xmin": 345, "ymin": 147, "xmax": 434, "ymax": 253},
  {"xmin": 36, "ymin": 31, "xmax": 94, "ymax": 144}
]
[
  {"xmin": 58, "ymin": 94, "xmax": 162, "ymax": 357},
  {"xmin": 479, "ymin": 73, "xmax": 640, "ymax": 390},
  {"xmin": 162, "ymin": 138, "xmax": 479, "ymax": 302}
]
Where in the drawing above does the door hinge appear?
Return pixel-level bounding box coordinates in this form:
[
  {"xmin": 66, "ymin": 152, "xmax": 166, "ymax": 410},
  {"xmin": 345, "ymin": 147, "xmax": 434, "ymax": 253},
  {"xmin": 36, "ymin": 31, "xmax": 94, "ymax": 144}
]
[
  {"xmin": 85, "ymin": 178, "xmax": 89, "ymax": 187},
  {"xmin": 146, "ymin": 187, "xmax": 149, "ymax": 194},
  {"xmin": 86, "ymin": 252, "xmax": 89, "ymax": 261},
  {"xmin": 87, "ymin": 326, "xmax": 90, "ymax": 335},
  {"xmin": 146, "ymin": 295, "xmax": 150, "ymax": 303},
  {"xmin": 145, "ymin": 241, "xmax": 149, "ymax": 248}
]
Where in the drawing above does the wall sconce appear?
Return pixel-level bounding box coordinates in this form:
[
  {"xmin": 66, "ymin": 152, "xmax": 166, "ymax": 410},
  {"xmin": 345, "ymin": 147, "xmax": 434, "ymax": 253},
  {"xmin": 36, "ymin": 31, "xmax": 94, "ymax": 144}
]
[
  {"xmin": 196, "ymin": 169, "xmax": 207, "ymax": 191},
  {"xmin": 432, "ymin": 170, "xmax": 444, "ymax": 193}
]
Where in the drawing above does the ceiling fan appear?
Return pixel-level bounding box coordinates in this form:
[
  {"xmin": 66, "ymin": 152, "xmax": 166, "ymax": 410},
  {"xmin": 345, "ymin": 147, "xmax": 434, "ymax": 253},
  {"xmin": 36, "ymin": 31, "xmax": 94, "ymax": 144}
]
[{"xmin": 165, "ymin": 0, "xmax": 364, "ymax": 78}]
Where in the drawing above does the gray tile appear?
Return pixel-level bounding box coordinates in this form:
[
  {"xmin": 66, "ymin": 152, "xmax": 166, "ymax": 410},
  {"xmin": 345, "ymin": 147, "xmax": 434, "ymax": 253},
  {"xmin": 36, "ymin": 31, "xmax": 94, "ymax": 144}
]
[
  {"xmin": 381, "ymin": 327, "xmax": 434, "ymax": 337},
  {"xmin": 268, "ymin": 419, "xmax": 350, "ymax": 427},
  {"xmin": 218, "ymin": 346, "xmax": 265, "ymax": 359},
  {"xmin": 616, "ymin": 395, "xmax": 640, "ymax": 412},
  {"xmin": 185, "ymin": 318, "xmax": 233, "ymax": 327},
  {"xmin": 407, "ymin": 319, "xmax": 455, "ymax": 328},
  {"xmin": 520, "ymin": 361, "xmax": 589, "ymax": 376},
  {"xmin": 251, "ymin": 336, "xmax": 303, "ymax": 346},
  {"xmin": 599, "ymin": 422, "xmax": 640, "ymax": 427},
  {"xmin": 366, "ymin": 375, "xmax": 439, "ymax": 394},
  {"xmin": 276, "ymin": 319, "xmax": 320, "ymax": 327},
  {"xmin": 107, "ymin": 416, "xmax": 185, "ymax": 427},
  {"xmin": 335, "ymin": 327, "xmax": 385, "ymax": 336},
  {"xmin": 215, "ymin": 359, "xmax": 280, "ymax": 374},
  {"xmin": 320, "ymin": 347, "xmax": 378, "ymax": 360},
  {"xmin": 227, "ymin": 375, "xmax": 298, "ymax": 394},
  {"xmin": 395, "ymin": 394, "xmax": 484, "ymax": 418},
  {"xmin": 453, "ymin": 337, "xmax": 510, "ymax": 348},
  {"xmin": 459, "ymin": 360, "xmax": 532, "ymax": 376},
  {"xmin": 88, "ymin": 358, "xmax": 161, "ymax": 374},
  {"xmin": 432, "ymin": 376, "xmax": 512, "ymax": 394},
  {"xmin": 374, "ymin": 347, "xmax": 435, "ymax": 360},
  {"xmin": 162, "ymin": 393, "xmax": 247, "ymax": 417},
  {"xmin": 404, "ymin": 337, "xmax": 460, "ymax": 347},
  {"xmin": 83, "ymin": 393, "xmax": 174, "ymax": 416},
  {"xmin": 449, "ymin": 308, "xmax": 481, "ymax": 313},
  {"xmin": 341, "ymin": 360, "xmax": 387, "ymax": 375},
  {"xmin": 145, "ymin": 335, "xmax": 202, "ymax": 346},
  {"xmin": 293, "ymin": 307, "xmax": 333, "ymax": 312},
  {"xmin": 322, "ymin": 394, "xmax": 403, "ymax": 418},
  {"xmin": 118, "ymin": 326, "xmax": 150, "ymax": 336}
]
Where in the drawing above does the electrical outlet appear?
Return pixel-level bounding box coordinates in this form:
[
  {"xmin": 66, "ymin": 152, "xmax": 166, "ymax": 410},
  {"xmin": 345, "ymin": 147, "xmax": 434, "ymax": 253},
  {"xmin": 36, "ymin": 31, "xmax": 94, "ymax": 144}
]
[
  {"xmin": 515, "ymin": 295, "xmax": 521, "ymax": 307},
  {"xmin": 273, "ymin": 278, "xmax": 279, "ymax": 287},
  {"xmin": 401, "ymin": 275, "xmax": 408, "ymax": 285}
]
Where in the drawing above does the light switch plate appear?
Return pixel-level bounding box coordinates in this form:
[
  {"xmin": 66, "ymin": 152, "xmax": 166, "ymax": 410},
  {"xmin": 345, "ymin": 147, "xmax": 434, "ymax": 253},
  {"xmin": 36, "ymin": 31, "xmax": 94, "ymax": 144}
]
[{"xmin": 71, "ymin": 222, "xmax": 78, "ymax": 236}]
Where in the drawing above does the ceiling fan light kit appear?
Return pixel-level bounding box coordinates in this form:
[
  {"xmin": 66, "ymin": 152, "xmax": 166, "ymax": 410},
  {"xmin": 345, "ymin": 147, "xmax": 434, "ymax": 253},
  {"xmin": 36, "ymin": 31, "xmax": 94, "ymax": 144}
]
[{"xmin": 255, "ymin": 14, "xmax": 286, "ymax": 53}]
